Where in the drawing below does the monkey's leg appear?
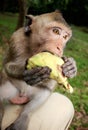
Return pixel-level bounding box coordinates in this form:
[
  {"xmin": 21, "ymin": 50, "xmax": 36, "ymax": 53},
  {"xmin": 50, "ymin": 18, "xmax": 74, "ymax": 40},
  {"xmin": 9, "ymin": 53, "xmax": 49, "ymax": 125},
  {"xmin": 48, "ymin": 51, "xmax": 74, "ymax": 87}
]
[
  {"xmin": 0, "ymin": 101, "xmax": 4, "ymax": 130},
  {"xmin": 5, "ymin": 88, "xmax": 51, "ymax": 130},
  {"xmin": 0, "ymin": 81, "xmax": 20, "ymax": 130}
]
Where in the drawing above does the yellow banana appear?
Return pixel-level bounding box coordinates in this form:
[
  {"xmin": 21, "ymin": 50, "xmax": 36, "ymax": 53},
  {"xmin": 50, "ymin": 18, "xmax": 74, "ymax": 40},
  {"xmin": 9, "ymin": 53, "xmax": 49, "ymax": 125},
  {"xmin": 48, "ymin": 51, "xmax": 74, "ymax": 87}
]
[{"xmin": 27, "ymin": 52, "xmax": 73, "ymax": 93}]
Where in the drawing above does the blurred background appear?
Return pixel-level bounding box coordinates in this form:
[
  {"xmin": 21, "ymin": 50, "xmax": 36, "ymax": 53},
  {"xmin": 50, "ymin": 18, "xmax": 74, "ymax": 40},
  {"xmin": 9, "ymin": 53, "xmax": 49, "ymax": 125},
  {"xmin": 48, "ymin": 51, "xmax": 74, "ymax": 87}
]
[
  {"xmin": 0, "ymin": 0, "xmax": 88, "ymax": 130},
  {"xmin": 0, "ymin": 0, "xmax": 88, "ymax": 28}
]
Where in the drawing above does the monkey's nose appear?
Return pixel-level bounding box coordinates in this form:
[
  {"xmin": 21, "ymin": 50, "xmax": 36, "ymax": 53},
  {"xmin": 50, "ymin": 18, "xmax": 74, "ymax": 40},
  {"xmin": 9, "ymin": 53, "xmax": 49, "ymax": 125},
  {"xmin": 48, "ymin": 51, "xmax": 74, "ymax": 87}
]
[{"xmin": 56, "ymin": 47, "xmax": 63, "ymax": 57}]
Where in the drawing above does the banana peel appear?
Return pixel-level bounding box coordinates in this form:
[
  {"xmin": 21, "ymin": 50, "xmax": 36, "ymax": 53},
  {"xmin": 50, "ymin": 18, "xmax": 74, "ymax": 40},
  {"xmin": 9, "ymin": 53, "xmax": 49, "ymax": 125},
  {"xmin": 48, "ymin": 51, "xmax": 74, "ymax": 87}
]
[{"xmin": 27, "ymin": 52, "xmax": 73, "ymax": 93}]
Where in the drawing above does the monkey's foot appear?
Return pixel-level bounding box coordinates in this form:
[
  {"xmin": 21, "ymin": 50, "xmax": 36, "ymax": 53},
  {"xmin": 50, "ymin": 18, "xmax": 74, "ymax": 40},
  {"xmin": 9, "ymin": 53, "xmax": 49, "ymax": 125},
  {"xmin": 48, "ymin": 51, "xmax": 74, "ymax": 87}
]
[
  {"xmin": 10, "ymin": 96, "xmax": 29, "ymax": 105},
  {"xmin": 5, "ymin": 123, "xmax": 22, "ymax": 130},
  {"xmin": 5, "ymin": 116, "xmax": 28, "ymax": 130},
  {"xmin": 5, "ymin": 123, "xmax": 15, "ymax": 130}
]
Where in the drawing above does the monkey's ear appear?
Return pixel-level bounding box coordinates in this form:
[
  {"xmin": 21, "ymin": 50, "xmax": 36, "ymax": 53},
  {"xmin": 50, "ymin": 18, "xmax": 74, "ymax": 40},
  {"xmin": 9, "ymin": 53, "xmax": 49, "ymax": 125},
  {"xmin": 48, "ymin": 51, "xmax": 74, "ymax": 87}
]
[
  {"xmin": 25, "ymin": 15, "xmax": 34, "ymax": 19},
  {"xmin": 25, "ymin": 15, "xmax": 32, "ymax": 25},
  {"xmin": 24, "ymin": 15, "xmax": 34, "ymax": 35}
]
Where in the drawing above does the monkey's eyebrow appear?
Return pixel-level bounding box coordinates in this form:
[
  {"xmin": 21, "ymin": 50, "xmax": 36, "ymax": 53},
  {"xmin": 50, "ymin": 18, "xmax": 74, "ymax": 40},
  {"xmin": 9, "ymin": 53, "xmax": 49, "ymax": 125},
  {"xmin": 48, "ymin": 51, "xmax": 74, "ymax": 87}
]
[
  {"xmin": 52, "ymin": 26, "xmax": 62, "ymax": 30},
  {"xmin": 65, "ymin": 32, "xmax": 70, "ymax": 36}
]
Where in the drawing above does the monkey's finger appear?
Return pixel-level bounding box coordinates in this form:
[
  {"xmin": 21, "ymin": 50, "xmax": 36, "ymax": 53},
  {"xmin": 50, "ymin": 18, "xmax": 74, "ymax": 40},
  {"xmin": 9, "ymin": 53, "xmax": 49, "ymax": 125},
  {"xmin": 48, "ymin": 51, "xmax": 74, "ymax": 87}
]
[
  {"xmin": 24, "ymin": 66, "xmax": 51, "ymax": 80},
  {"xmin": 62, "ymin": 57, "xmax": 76, "ymax": 70},
  {"xmin": 38, "ymin": 66, "xmax": 51, "ymax": 74},
  {"xmin": 41, "ymin": 73, "xmax": 50, "ymax": 80},
  {"xmin": 23, "ymin": 67, "xmax": 43, "ymax": 76},
  {"xmin": 30, "ymin": 66, "xmax": 51, "ymax": 77},
  {"xmin": 62, "ymin": 68, "xmax": 77, "ymax": 78},
  {"xmin": 62, "ymin": 57, "xmax": 76, "ymax": 68},
  {"xmin": 62, "ymin": 56, "xmax": 68, "ymax": 62},
  {"xmin": 24, "ymin": 66, "xmax": 50, "ymax": 76},
  {"xmin": 24, "ymin": 66, "xmax": 51, "ymax": 84},
  {"xmin": 62, "ymin": 65, "xmax": 75, "ymax": 73},
  {"xmin": 27, "ymin": 73, "xmax": 50, "ymax": 85},
  {"xmin": 27, "ymin": 77, "xmax": 42, "ymax": 85},
  {"xmin": 67, "ymin": 71, "xmax": 77, "ymax": 78},
  {"xmin": 62, "ymin": 62, "xmax": 72, "ymax": 68},
  {"xmin": 24, "ymin": 72, "xmax": 50, "ymax": 85},
  {"xmin": 23, "ymin": 74, "xmax": 40, "ymax": 82}
]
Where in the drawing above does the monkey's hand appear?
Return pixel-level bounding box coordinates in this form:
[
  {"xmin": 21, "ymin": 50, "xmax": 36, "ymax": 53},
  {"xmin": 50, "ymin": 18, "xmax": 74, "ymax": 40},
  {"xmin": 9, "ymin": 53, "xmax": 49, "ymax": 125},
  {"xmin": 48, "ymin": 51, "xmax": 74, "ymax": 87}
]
[
  {"xmin": 62, "ymin": 57, "xmax": 77, "ymax": 78},
  {"xmin": 23, "ymin": 66, "xmax": 51, "ymax": 85}
]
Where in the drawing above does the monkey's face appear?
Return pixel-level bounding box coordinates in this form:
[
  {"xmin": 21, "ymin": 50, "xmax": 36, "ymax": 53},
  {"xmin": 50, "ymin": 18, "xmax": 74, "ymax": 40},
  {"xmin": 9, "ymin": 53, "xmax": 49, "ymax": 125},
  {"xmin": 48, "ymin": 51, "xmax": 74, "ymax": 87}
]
[{"xmin": 25, "ymin": 11, "xmax": 72, "ymax": 57}]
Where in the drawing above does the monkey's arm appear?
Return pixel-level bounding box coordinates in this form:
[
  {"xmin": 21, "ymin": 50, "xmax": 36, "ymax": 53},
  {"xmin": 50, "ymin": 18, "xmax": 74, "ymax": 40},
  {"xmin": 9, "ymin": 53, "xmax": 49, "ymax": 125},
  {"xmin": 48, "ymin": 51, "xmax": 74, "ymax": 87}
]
[
  {"xmin": 0, "ymin": 101, "xmax": 4, "ymax": 128},
  {"xmin": 4, "ymin": 57, "xmax": 77, "ymax": 85},
  {"xmin": 4, "ymin": 62, "xmax": 25, "ymax": 79},
  {"xmin": 62, "ymin": 57, "xmax": 77, "ymax": 78},
  {"xmin": 4, "ymin": 61, "xmax": 51, "ymax": 85}
]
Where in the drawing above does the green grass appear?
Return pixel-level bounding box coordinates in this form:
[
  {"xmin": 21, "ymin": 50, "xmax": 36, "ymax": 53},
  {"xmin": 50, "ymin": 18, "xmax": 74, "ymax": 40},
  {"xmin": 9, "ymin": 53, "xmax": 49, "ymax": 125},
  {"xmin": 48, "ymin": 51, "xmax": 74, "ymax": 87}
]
[
  {"xmin": 0, "ymin": 13, "xmax": 88, "ymax": 129},
  {"xmin": 0, "ymin": 13, "xmax": 18, "ymax": 46},
  {"xmin": 59, "ymin": 25, "xmax": 88, "ymax": 129},
  {"xmin": 0, "ymin": 13, "xmax": 18, "ymax": 68}
]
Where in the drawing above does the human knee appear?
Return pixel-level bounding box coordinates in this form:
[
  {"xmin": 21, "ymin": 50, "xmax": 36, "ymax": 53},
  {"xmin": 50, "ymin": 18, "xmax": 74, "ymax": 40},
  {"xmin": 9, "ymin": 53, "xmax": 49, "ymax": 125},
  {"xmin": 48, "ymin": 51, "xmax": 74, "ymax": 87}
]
[{"xmin": 52, "ymin": 92, "xmax": 74, "ymax": 117}]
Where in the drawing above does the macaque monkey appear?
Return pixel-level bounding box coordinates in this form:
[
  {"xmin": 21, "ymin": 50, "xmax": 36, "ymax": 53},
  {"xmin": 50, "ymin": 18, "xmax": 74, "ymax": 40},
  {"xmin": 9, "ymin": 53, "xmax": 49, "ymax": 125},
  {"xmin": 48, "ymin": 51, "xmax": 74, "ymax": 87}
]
[{"xmin": 0, "ymin": 10, "xmax": 77, "ymax": 130}]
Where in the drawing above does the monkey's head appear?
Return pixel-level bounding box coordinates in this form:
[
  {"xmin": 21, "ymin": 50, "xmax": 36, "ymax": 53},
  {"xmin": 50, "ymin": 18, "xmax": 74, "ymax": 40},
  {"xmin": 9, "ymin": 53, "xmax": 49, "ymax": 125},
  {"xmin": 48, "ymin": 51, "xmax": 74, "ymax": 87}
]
[{"xmin": 24, "ymin": 10, "xmax": 72, "ymax": 57}]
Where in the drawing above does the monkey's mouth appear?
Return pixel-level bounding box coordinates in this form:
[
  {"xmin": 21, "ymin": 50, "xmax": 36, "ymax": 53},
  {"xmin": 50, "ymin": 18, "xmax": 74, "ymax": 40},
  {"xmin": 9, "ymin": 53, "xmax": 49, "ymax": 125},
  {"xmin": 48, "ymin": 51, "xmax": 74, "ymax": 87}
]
[
  {"xmin": 42, "ymin": 50, "xmax": 58, "ymax": 56},
  {"xmin": 42, "ymin": 50, "xmax": 54, "ymax": 55}
]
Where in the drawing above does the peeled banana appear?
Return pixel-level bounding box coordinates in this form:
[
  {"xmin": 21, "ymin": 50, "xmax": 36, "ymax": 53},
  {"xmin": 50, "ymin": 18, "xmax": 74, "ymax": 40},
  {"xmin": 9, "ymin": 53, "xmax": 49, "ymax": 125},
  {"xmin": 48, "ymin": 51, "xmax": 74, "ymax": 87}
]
[{"xmin": 27, "ymin": 52, "xmax": 73, "ymax": 93}]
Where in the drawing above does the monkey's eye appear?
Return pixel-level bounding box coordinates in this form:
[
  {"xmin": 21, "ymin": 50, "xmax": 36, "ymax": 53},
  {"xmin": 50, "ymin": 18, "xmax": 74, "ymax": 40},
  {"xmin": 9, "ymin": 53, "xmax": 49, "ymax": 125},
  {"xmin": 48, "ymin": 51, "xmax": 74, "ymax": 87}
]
[
  {"xmin": 53, "ymin": 28, "xmax": 61, "ymax": 35},
  {"xmin": 63, "ymin": 35, "xmax": 68, "ymax": 39}
]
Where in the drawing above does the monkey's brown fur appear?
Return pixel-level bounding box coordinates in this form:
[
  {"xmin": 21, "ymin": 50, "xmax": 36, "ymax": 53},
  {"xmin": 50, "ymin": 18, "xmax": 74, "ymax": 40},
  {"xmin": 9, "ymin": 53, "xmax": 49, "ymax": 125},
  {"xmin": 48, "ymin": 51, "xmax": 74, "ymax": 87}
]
[{"xmin": 0, "ymin": 11, "xmax": 76, "ymax": 130}]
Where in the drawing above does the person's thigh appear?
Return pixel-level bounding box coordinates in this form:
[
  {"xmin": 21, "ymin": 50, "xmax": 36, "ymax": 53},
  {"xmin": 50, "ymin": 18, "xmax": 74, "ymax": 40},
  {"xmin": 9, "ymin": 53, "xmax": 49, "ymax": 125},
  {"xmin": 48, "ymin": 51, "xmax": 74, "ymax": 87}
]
[
  {"xmin": 28, "ymin": 92, "xmax": 74, "ymax": 130},
  {"xmin": 2, "ymin": 92, "xmax": 74, "ymax": 130}
]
